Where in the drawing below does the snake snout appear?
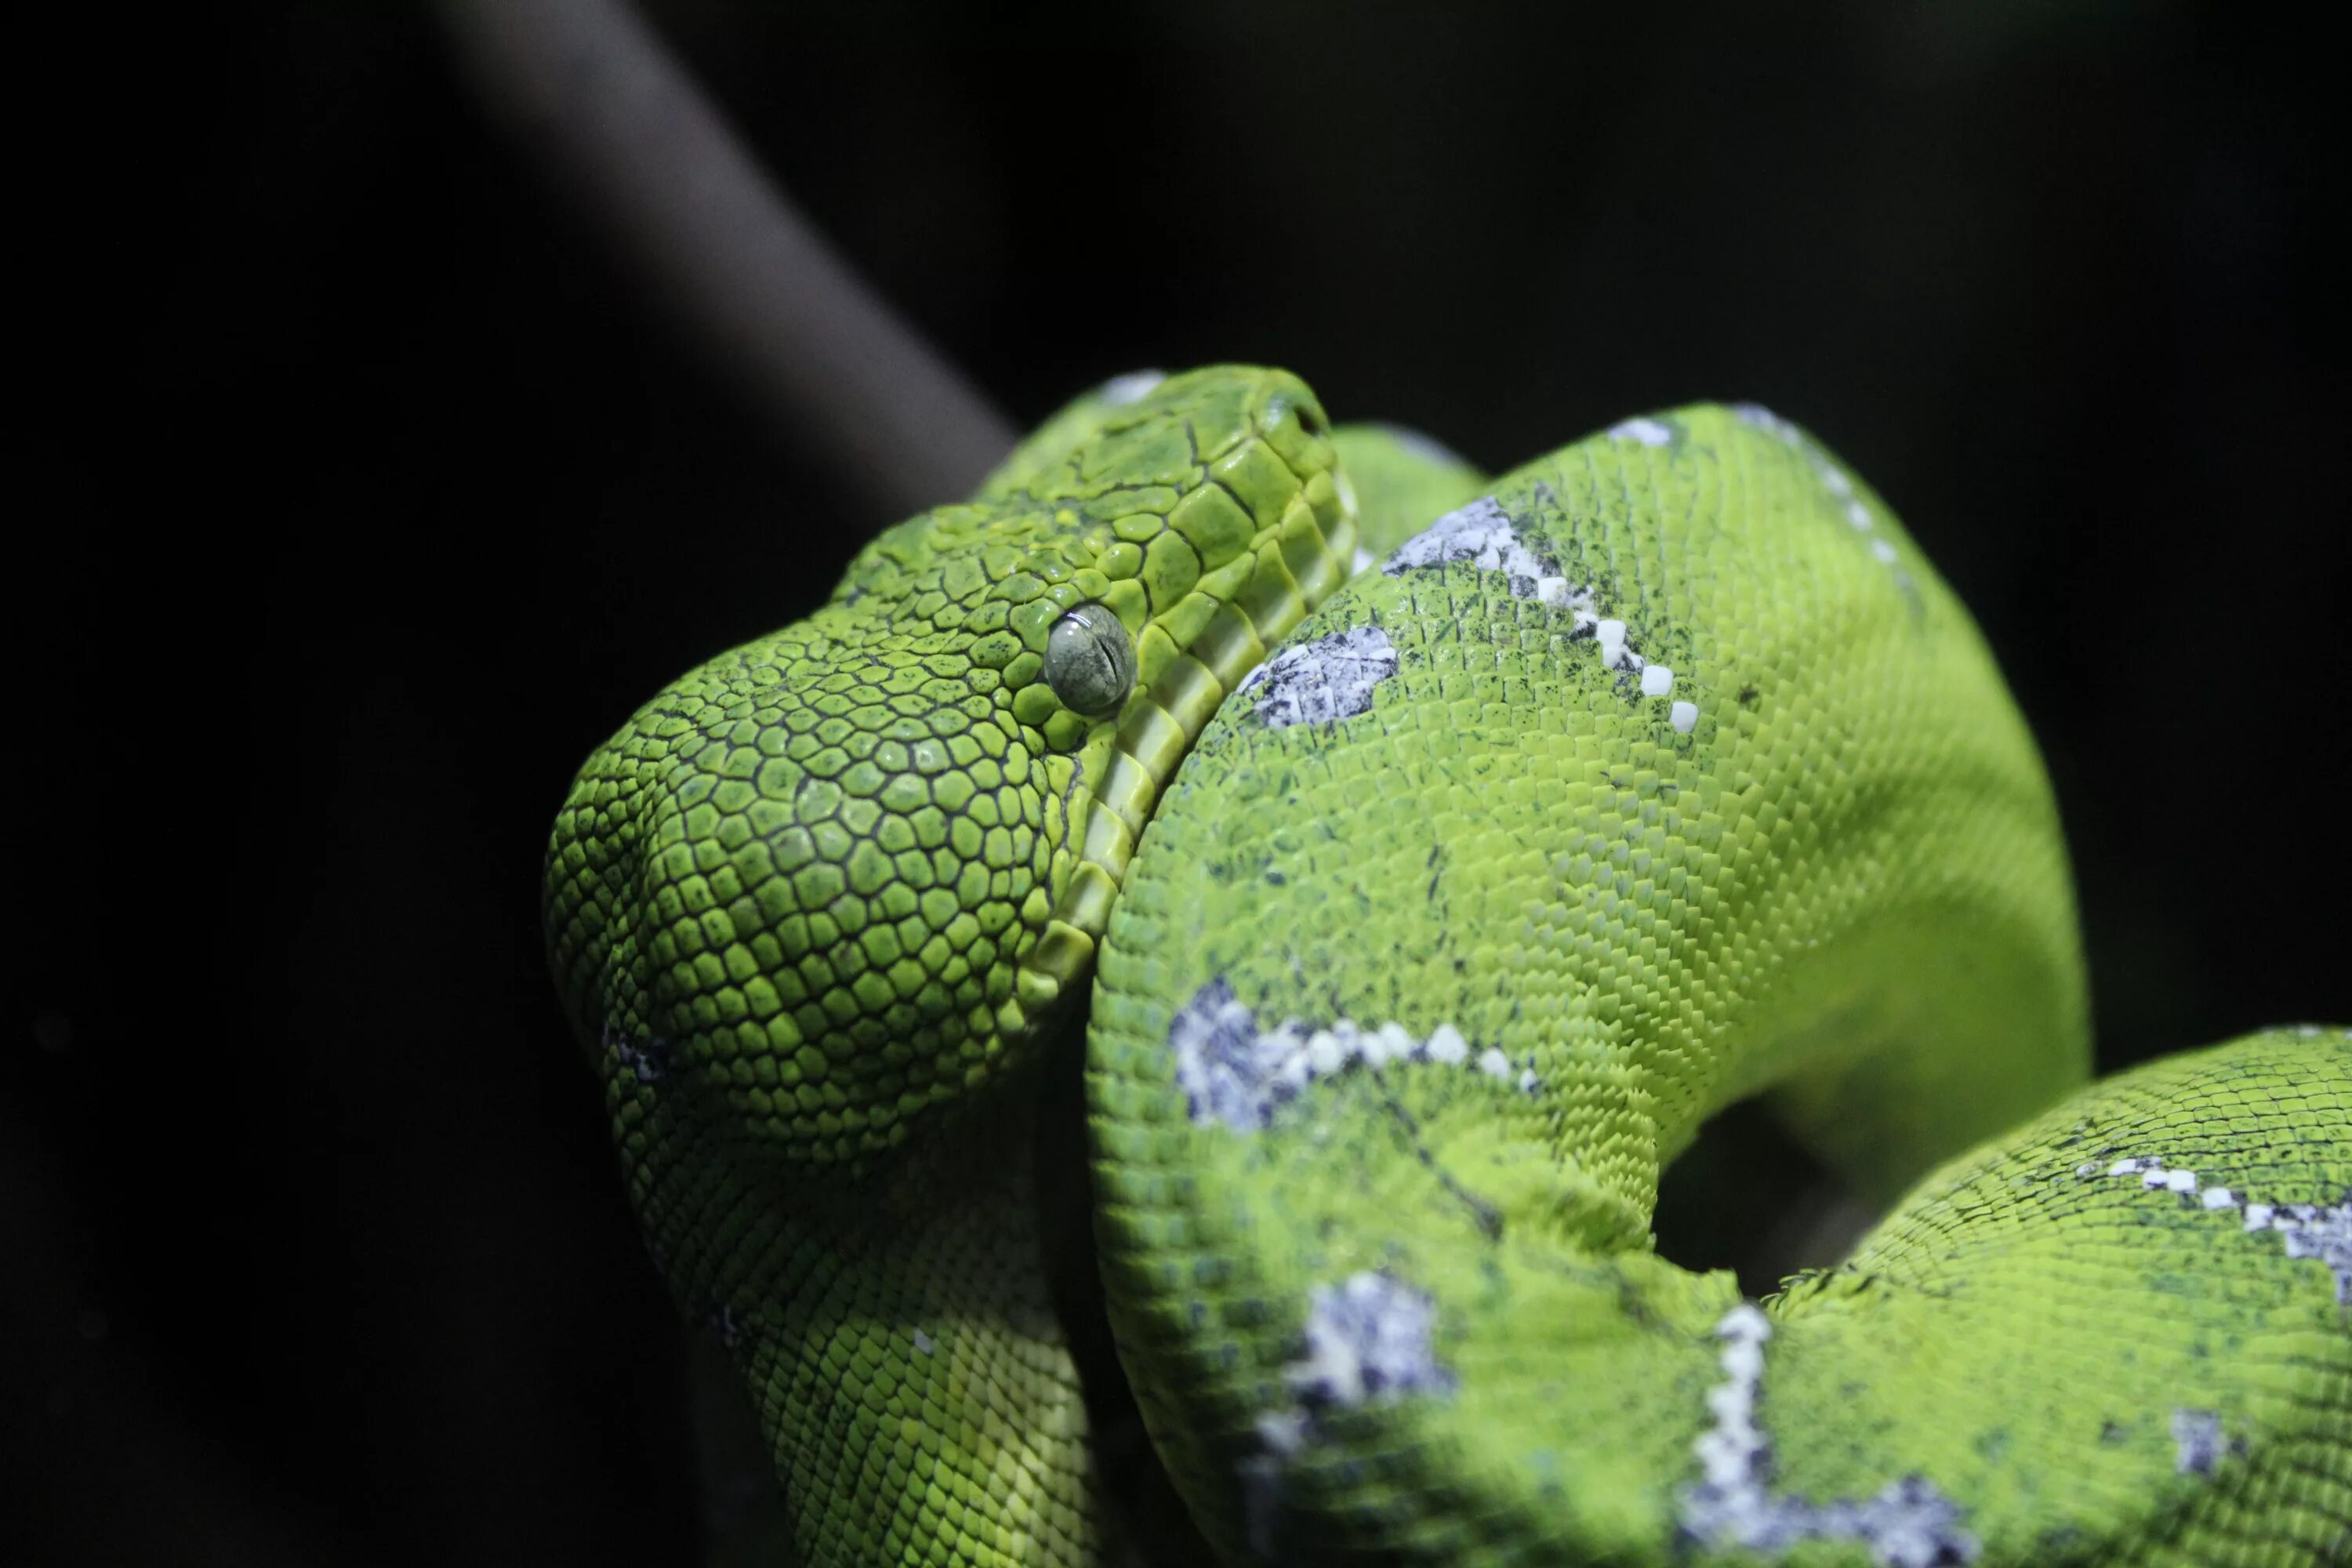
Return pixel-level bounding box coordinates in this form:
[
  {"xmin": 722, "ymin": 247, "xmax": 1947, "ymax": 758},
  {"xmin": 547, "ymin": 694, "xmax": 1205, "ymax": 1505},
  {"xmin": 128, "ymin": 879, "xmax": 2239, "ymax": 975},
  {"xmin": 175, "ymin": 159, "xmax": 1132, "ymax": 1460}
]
[{"xmin": 633, "ymin": 652, "xmax": 1077, "ymax": 1165}]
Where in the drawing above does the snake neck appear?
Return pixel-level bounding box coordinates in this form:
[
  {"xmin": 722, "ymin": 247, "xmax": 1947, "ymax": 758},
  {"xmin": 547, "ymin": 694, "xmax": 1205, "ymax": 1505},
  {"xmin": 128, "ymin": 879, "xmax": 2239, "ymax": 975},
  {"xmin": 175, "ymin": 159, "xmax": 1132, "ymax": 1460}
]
[{"xmin": 999, "ymin": 433, "xmax": 1360, "ymax": 1045}]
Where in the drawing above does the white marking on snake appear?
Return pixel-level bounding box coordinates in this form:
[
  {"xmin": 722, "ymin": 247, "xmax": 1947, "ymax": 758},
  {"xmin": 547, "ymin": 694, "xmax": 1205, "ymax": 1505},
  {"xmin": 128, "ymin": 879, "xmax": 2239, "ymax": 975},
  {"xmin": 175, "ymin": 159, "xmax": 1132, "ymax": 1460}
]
[
  {"xmin": 2095, "ymin": 1157, "xmax": 2352, "ymax": 1304},
  {"xmin": 1387, "ymin": 495, "xmax": 1697, "ymax": 728},
  {"xmin": 912, "ymin": 1329, "xmax": 935, "ymax": 1356},
  {"xmin": 1732, "ymin": 403, "xmax": 1806, "ymax": 445},
  {"xmin": 1097, "ymin": 369, "xmax": 1167, "ymax": 405},
  {"xmin": 601, "ymin": 1017, "xmax": 672, "ymax": 1083},
  {"xmin": 1351, "ymin": 546, "xmax": 1375, "ymax": 575},
  {"xmin": 2171, "ymin": 1409, "xmax": 2227, "ymax": 1476},
  {"xmin": 1672, "ymin": 701, "xmax": 1700, "ymax": 734},
  {"xmin": 1290, "ymin": 1272, "xmax": 1454, "ymax": 1410},
  {"xmin": 1383, "ymin": 495, "xmax": 1561, "ymax": 598},
  {"xmin": 1679, "ymin": 1305, "xmax": 1980, "ymax": 1566},
  {"xmin": 1167, "ymin": 978, "xmax": 1539, "ymax": 1133},
  {"xmin": 1243, "ymin": 1271, "xmax": 1456, "ymax": 1555},
  {"xmin": 708, "ymin": 1305, "xmax": 743, "ymax": 1349},
  {"xmin": 1235, "ymin": 625, "xmax": 1398, "ymax": 729},
  {"xmin": 1607, "ymin": 416, "xmax": 1675, "ymax": 447},
  {"xmin": 1731, "ymin": 403, "xmax": 1913, "ymax": 594}
]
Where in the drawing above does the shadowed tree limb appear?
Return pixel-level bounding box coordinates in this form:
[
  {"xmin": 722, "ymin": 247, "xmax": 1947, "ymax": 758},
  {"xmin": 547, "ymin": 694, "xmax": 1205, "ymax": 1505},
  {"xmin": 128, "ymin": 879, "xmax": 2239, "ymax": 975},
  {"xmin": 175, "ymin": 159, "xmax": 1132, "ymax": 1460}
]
[{"xmin": 435, "ymin": 0, "xmax": 1018, "ymax": 519}]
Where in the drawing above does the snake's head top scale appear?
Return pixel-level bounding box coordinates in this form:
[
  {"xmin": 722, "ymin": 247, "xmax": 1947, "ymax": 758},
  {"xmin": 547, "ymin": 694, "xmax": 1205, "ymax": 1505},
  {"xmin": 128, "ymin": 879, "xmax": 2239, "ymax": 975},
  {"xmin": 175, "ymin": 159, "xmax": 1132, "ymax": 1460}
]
[{"xmin": 545, "ymin": 366, "xmax": 1356, "ymax": 1166}]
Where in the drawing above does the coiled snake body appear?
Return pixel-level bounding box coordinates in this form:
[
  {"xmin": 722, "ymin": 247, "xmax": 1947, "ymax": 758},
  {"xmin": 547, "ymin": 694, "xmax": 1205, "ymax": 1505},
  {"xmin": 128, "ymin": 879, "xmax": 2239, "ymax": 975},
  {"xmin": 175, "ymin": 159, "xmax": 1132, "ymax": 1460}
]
[{"xmin": 544, "ymin": 367, "xmax": 2350, "ymax": 1566}]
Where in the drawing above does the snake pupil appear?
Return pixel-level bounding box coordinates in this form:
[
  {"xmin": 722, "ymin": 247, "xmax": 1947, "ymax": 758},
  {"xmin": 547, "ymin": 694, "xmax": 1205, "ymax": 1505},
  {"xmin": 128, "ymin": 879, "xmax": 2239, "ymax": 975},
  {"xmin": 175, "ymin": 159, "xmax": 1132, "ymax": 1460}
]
[{"xmin": 1044, "ymin": 603, "xmax": 1136, "ymax": 718}]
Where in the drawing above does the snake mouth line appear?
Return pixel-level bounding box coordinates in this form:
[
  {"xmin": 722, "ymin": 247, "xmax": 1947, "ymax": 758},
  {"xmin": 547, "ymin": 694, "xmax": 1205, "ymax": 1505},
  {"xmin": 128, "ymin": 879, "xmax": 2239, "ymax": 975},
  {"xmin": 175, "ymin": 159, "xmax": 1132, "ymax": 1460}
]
[{"xmin": 1002, "ymin": 450, "xmax": 1362, "ymax": 1032}]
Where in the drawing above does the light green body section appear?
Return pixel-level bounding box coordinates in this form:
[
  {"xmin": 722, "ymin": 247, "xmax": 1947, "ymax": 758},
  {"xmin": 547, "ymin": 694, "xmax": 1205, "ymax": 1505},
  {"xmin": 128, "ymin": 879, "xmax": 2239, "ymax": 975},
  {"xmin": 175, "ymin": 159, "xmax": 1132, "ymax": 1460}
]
[
  {"xmin": 1085, "ymin": 405, "xmax": 2347, "ymax": 1563},
  {"xmin": 544, "ymin": 369, "xmax": 2351, "ymax": 1568}
]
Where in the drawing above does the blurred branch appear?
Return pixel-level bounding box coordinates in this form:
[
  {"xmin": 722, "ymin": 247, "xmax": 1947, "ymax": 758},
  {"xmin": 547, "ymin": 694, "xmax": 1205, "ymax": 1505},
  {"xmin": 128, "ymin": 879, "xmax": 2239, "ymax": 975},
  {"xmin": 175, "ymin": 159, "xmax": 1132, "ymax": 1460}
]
[{"xmin": 435, "ymin": 0, "xmax": 1017, "ymax": 518}]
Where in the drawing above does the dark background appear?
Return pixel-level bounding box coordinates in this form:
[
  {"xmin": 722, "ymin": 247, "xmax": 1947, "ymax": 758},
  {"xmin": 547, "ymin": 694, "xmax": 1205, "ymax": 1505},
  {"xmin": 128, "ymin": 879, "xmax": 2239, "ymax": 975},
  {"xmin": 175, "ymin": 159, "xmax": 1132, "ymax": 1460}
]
[{"xmin": 12, "ymin": 2, "xmax": 2346, "ymax": 1562}]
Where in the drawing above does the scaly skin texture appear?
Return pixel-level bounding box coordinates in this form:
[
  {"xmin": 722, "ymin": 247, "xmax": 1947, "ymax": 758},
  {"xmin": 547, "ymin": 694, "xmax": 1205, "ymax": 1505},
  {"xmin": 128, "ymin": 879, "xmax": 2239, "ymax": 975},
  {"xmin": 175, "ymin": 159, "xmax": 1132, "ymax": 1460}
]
[
  {"xmin": 545, "ymin": 367, "xmax": 1356, "ymax": 1566},
  {"xmin": 1087, "ymin": 401, "xmax": 2348, "ymax": 1564},
  {"xmin": 546, "ymin": 370, "xmax": 2350, "ymax": 1567}
]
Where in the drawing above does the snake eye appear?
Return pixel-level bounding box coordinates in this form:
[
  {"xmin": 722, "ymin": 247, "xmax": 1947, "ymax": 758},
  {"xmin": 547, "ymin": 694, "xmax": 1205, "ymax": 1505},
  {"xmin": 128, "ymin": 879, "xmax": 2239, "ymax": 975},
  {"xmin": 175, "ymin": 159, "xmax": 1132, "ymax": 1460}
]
[{"xmin": 1044, "ymin": 604, "xmax": 1136, "ymax": 718}]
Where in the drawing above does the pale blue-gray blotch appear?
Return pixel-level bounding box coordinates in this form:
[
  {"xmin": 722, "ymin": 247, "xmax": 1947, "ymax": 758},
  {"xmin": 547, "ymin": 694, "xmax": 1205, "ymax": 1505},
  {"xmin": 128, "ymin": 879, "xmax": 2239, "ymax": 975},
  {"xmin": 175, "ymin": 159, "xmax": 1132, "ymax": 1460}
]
[
  {"xmin": 1240, "ymin": 1271, "xmax": 1457, "ymax": 1562},
  {"xmin": 1235, "ymin": 624, "xmax": 1396, "ymax": 729},
  {"xmin": 1731, "ymin": 402, "xmax": 1806, "ymax": 446},
  {"xmin": 1383, "ymin": 495, "xmax": 1561, "ymax": 599},
  {"xmin": 2090, "ymin": 1156, "xmax": 2352, "ymax": 1305},
  {"xmin": 2172, "ymin": 1409, "xmax": 2227, "ymax": 1476},
  {"xmin": 1166, "ymin": 977, "xmax": 1539, "ymax": 1134},
  {"xmin": 1678, "ymin": 1304, "xmax": 1979, "ymax": 1568},
  {"xmin": 1382, "ymin": 496, "xmax": 1700, "ymax": 732},
  {"xmin": 1287, "ymin": 1271, "xmax": 1454, "ymax": 1413},
  {"xmin": 1606, "ymin": 415, "xmax": 1677, "ymax": 448},
  {"xmin": 601, "ymin": 1016, "xmax": 672, "ymax": 1083},
  {"xmin": 1731, "ymin": 400, "xmax": 1915, "ymax": 597},
  {"xmin": 708, "ymin": 1304, "xmax": 743, "ymax": 1349},
  {"xmin": 1097, "ymin": 368, "xmax": 1167, "ymax": 406}
]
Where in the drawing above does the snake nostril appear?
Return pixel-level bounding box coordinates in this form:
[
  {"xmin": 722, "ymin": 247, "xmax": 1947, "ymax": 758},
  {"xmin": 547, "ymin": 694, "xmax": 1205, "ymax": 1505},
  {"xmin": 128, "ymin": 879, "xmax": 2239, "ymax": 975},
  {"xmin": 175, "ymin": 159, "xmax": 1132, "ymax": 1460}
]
[{"xmin": 1295, "ymin": 405, "xmax": 1325, "ymax": 437}]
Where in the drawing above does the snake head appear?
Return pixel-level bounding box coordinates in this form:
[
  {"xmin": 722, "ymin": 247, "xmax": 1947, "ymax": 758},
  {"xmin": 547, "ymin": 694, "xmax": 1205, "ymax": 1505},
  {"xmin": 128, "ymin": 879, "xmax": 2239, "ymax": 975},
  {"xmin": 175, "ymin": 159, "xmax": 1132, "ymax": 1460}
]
[{"xmin": 546, "ymin": 365, "xmax": 1356, "ymax": 1165}]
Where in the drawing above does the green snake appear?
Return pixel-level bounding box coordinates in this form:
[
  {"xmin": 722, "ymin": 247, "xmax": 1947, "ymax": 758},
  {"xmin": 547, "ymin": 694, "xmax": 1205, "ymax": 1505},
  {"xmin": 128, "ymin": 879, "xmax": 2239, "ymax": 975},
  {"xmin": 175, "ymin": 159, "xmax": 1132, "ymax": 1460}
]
[{"xmin": 543, "ymin": 366, "xmax": 2350, "ymax": 1566}]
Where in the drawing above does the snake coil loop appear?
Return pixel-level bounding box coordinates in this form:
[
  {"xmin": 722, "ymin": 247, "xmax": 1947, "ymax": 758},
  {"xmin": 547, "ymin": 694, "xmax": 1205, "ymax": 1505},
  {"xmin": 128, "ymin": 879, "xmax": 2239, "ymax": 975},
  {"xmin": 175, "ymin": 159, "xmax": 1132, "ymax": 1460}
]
[{"xmin": 545, "ymin": 367, "xmax": 2352, "ymax": 1568}]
